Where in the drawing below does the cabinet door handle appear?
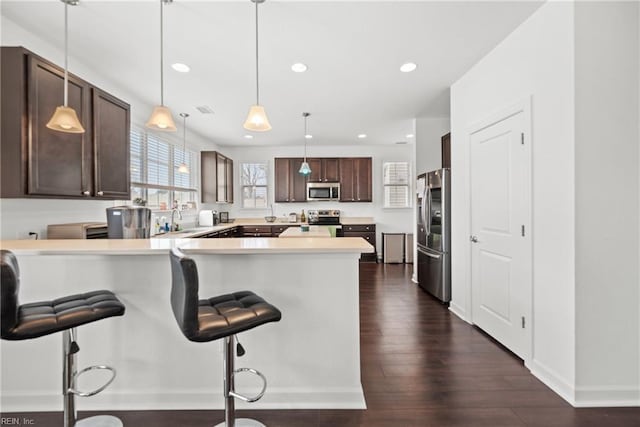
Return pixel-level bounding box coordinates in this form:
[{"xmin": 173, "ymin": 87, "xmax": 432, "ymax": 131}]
[
  {"xmin": 97, "ymin": 191, "xmax": 104, "ymax": 196},
  {"xmin": 83, "ymin": 191, "xmax": 90, "ymax": 196}
]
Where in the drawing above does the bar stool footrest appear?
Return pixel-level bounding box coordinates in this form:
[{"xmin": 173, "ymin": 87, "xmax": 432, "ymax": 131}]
[
  {"xmin": 214, "ymin": 418, "xmax": 266, "ymax": 427},
  {"xmin": 228, "ymin": 368, "xmax": 267, "ymax": 403},
  {"xmin": 69, "ymin": 365, "xmax": 117, "ymax": 397},
  {"xmin": 75, "ymin": 415, "xmax": 123, "ymax": 427}
]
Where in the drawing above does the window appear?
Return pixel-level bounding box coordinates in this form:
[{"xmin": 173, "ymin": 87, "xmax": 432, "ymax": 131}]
[
  {"xmin": 241, "ymin": 163, "xmax": 268, "ymax": 208},
  {"xmin": 130, "ymin": 128, "xmax": 198, "ymax": 210},
  {"xmin": 383, "ymin": 162, "xmax": 411, "ymax": 208}
]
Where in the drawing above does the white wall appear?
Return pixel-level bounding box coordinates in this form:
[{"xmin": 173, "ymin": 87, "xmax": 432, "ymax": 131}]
[
  {"xmin": 0, "ymin": 16, "xmax": 218, "ymax": 239},
  {"xmin": 203, "ymin": 143, "xmax": 415, "ymax": 257},
  {"xmin": 415, "ymin": 117, "xmax": 450, "ymax": 175},
  {"xmin": 450, "ymin": 1, "xmax": 577, "ymax": 400},
  {"xmin": 574, "ymin": 1, "xmax": 639, "ymax": 405}
]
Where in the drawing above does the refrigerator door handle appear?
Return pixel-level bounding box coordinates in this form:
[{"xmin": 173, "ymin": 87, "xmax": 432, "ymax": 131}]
[
  {"xmin": 420, "ymin": 249, "xmax": 441, "ymax": 259},
  {"xmin": 426, "ymin": 187, "xmax": 432, "ymax": 236}
]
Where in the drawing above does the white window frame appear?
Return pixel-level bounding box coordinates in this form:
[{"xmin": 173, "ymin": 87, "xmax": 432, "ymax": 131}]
[
  {"xmin": 130, "ymin": 127, "xmax": 199, "ymax": 211},
  {"xmin": 240, "ymin": 162, "xmax": 269, "ymax": 209},
  {"xmin": 383, "ymin": 161, "xmax": 412, "ymax": 209}
]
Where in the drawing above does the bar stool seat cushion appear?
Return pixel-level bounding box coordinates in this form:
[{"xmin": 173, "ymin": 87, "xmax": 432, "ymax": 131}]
[
  {"xmin": 2, "ymin": 290, "xmax": 125, "ymax": 341},
  {"xmin": 192, "ymin": 291, "xmax": 281, "ymax": 342}
]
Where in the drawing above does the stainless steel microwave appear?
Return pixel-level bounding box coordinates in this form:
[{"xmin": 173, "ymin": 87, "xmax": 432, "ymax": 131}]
[{"xmin": 307, "ymin": 182, "xmax": 340, "ymax": 201}]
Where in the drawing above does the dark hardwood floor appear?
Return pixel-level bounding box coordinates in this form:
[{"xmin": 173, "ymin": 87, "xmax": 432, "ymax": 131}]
[{"xmin": 4, "ymin": 263, "xmax": 640, "ymax": 426}]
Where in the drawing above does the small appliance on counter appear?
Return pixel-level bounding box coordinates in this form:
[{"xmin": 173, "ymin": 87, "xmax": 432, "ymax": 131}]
[
  {"xmin": 47, "ymin": 222, "xmax": 108, "ymax": 239},
  {"xmin": 199, "ymin": 210, "xmax": 220, "ymax": 226},
  {"xmin": 219, "ymin": 212, "xmax": 230, "ymax": 223},
  {"xmin": 106, "ymin": 206, "xmax": 151, "ymax": 239},
  {"xmin": 288, "ymin": 212, "xmax": 298, "ymax": 223}
]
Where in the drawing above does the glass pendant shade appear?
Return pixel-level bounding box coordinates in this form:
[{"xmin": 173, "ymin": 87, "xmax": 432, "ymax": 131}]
[
  {"xmin": 46, "ymin": 106, "xmax": 85, "ymax": 133},
  {"xmin": 146, "ymin": 105, "xmax": 177, "ymax": 131},
  {"xmin": 243, "ymin": 104, "xmax": 272, "ymax": 132},
  {"xmin": 299, "ymin": 161, "xmax": 312, "ymax": 176},
  {"xmin": 177, "ymin": 163, "xmax": 189, "ymax": 174}
]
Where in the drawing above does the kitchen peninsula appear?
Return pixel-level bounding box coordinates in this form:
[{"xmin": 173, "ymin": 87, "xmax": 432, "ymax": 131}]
[{"xmin": 0, "ymin": 237, "xmax": 373, "ymax": 412}]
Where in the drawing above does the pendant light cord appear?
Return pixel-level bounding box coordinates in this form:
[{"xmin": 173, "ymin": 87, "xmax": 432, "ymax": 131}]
[
  {"xmin": 63, "ymin": 1, "xmax": 69, "ymax": 107},
  {"xmin": 303, "ymin": 113, "xmax": 309, "ymax": 160},
  {"xmin": 160, "ymin": 0, "xmax": 165, "ymax": 106},
  {"xmin": 255, "ymin": 0, "xmax": 260, "ymax": 105},
  {"xmin": 183, "ymin": 115, "xmax": 187, "ymax": 159}
]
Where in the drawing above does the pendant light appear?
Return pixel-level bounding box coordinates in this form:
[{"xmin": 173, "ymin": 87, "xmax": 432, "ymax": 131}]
[
  {"xmin": 146, "ymin": 0, "xmax": 177, "ymax": 132},
  {"xmin": 243, "ymin": 0, "xmax": 272, "ymax": 132},
  {"xmin": 177, "ymin": 113, "xmax": 190, "ymax": 174},
  {"xmin": 46, "ymin": 0, "xmax": 85, "ymax": 134},
  {"xmin": 299, "ymin": 112, "xmax": 312, "ymax": 176}
]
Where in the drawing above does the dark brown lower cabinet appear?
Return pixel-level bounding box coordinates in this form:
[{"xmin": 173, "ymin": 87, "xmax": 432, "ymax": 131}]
[
  {"xmin": 241, "ymin": 225, "xmax": 273, "ymax": 237},
  {"xmin": 342, "ymin": 224, "xmax": 377, "ymax": 262}
]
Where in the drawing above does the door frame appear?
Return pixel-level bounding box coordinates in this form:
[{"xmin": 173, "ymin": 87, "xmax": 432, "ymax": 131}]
[{"xmin": 466, "ymin": 96, "xmax": 533, "ymax": 365}]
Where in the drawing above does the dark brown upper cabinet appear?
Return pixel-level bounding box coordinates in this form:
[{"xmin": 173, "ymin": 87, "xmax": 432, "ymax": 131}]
[
  {"xmin": 339, "ymin": 157, "xmax": 372, "ymax": 202},
  {"xmin": 92, "ymin": 88, "xmax": 131, "ymax": 199},
  {"xmin": 201, "ymin": 151, "xmax": 233, "ymax": 204},
  {"xmin": 441, "ymin": 132, "xmax": 451, "ymax": 169},
  {"xmin": 274, "ymin": 157, "xmax": 307, "ymax": 203},
  {"xmin": 307, "ymin": 158, "xmax": 340, "ymax": 183},
  {"xmin": 0, "ymin": 47, "xmax": 131, "ymax": 200}
]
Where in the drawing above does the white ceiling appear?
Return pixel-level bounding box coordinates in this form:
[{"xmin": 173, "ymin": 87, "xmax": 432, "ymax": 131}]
[{"xmin": 1, "ymin": 0, "xmax": 543, "ymax": 147}]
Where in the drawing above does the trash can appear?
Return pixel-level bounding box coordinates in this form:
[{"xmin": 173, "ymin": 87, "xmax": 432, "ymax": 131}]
[{"xmin": 382, "ymin": 233, "xmax": 405, "ymax": 263}]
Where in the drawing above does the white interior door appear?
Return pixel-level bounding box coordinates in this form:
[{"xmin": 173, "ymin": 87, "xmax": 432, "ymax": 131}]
[{"xmin": 470, "ymin": 109, "xmax": 531, "ymax": 360}]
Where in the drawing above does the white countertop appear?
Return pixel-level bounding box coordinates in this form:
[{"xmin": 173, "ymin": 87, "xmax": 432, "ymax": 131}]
[
  {"xmin": 279, "ymin": 226, "xmax": 332, "ymax": 238},
  {"xmin": 0, "ymin": 237, "xmax": 374, "ymax": 255}
]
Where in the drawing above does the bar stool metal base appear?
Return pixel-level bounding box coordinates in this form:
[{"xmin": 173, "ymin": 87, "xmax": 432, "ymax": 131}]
[
  {"xmin": 214, "ymin": 419, "xmax": 266, "ymax": 427},
  {"xmin": 75, "ymin": 415, "xmax": 123, "ymax": 427}
]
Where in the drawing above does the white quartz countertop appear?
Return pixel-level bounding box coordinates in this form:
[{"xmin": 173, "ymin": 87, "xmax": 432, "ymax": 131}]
[
  {"xmin": 0, "ymin": 237, "xmax": 374, "ymax": 256},
  {"xmin": 279, "ymin": 226, "xmax": 332, "ymax": 238}
]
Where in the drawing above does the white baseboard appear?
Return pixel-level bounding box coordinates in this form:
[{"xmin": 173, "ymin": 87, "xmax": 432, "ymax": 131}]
[
  {"xmin": 448, "ymin": 302, "xmax": 470, "ymax": 324},
  {"xmin": 574, "ymin": 386, "xmax": 640, "ymax": 407},
  {"xmin": 0, "ymin": 387, "xmax": 367, "ymax": 412},
  {"xmin": 529, "ymin": 359, "xmax": 576, "ymax": 405}
]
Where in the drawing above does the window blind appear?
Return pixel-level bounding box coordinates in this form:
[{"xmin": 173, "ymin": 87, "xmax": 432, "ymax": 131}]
[{"xmin": 383, "ymin": 162, "xmax": 411, "ymax": 208}]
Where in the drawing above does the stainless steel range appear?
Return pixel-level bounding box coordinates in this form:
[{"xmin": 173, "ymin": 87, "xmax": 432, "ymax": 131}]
[{"xmin": 307, "ymin": 209, "xmax": 341, "ymax": 225}]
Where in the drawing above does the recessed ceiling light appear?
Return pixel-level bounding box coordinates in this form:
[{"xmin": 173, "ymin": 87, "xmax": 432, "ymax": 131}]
[
  {"xmin": 305, "ymin": 134, "xmax": 313, "ymax": 139},
  {"xmin": 406, "ymin": 134, "xmax": 414, "ymax": 138},
  {"xmin": 171, "ymin": 63, "xmax": 191, "ymax": 73},
  {"xmin": 244, "ymin": 135, "xmax": 254, "ymax": 139},
  {"xmin": 357, "ymin": 134, "xmax": 367, "ymax": 139},
  {"xmin": 400, "ymin": 62, "xmax": 417, "ymax": 73},
  {"xmin": 291, "ymin": 63, "xmax": 308, "ymax": 73}
]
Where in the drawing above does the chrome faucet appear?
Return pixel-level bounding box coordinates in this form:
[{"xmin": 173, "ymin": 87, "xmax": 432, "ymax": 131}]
[{"xmin": 170, "ymin": 208, "xmax": 182, "ymax": 232}]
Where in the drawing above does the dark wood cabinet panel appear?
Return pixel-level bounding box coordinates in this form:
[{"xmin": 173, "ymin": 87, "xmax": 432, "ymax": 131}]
[
  {"xmin": 201, "ymin": 151, "xmax": 233, "ymax": 203},
  {"xmin": 308, "ymin": 157, "xmax": 340, "ymax": 183},
  {"xmin": 355, "ymin": 157, "xmax": 372, "ymax": 202},
  {"xmin": 92, "ymin": 88, "xmax": 130, "ymax": 199},
  {"xmin": 274, "ymin": 157, "xmax": 307, "ymax": 202},
  {"xmin": 28, "ymin": 55, "xmax": 91, "ymax": 197},
  {"xmin": 241, "ymin": 225, "xmax": 273, "ymax": 237},
  {"xmin": 339, "ymin": 158, "xmax": 355, "ymax": 202},
  {"xmin": 342, "ymin": 223, "xmax": 377, "ymax": 262},
  {"xmin": 225, "ymin": 158, "xmax": 234, "ymax": 204},
  {"xmin": 442, "ymin": 132, "xmax": 451, "ymax": 169},
  {"xmin": 0, "ymin": 47, "xmax": 130, "ymax": 200},
  {"xmin": 340, "ymin": 157, "xmax": 371, "ymax": 202}
]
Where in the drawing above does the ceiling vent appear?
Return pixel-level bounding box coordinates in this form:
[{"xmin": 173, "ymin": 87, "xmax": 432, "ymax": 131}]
[{"xmin": 196, "ymin": 106, "xmax": 215, "ymax": 114}]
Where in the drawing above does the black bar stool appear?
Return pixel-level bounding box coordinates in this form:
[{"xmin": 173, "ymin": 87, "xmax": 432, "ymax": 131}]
[
  {"xmin": 1, "ymin": 250, "xmax": 126, "ymax": 427},
  {"xmin": 169, "ymin": 248, "xmax": 281, "ymax": 427}
]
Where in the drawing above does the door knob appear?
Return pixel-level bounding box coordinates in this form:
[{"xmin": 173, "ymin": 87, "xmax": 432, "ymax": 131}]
[
  {"xmin": 470, "ymin": 235, "xmax": 479, "ymax": 243},
  {"xmin": 82, "ymin": 191, "xmax": 90, "ymax": 196}
]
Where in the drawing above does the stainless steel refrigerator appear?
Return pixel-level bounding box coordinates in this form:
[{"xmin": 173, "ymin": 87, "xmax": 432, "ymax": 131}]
[{"xmin": 416, "ymin": 169, "xmax": 451, "ymax": 303}]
